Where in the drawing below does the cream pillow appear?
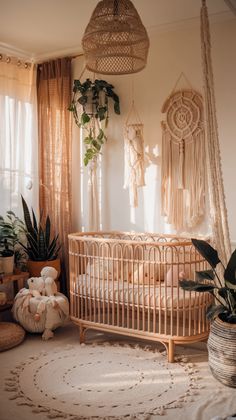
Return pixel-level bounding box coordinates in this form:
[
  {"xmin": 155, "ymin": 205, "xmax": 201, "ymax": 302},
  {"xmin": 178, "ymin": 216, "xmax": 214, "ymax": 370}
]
[
  {"xmin": 166, "ymin": 265, "xmax": 190, "ymax": 287},
  {"xmin": 133, "ymin": 262, "xmax": 164, "ymax": 284},
  {"xmin": 86, "ymin": 259, "xmax": 130, "ymax": 282}
]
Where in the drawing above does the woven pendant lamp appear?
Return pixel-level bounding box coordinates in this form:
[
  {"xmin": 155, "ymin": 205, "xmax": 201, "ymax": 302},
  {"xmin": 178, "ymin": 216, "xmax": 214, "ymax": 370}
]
[{"xmin": 82, "ymin": 0, "xmax": 150, "ymax": 75}]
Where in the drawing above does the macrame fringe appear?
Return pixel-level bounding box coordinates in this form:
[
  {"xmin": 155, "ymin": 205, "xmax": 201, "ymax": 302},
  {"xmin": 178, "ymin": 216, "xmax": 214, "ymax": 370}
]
[
  {"xmin": 124, "ymin": 123, "xmax": 145, "ymax": 207},
  {"xmin": 161, "ymin": 89, "xmax": 206, "ymax": 230}
]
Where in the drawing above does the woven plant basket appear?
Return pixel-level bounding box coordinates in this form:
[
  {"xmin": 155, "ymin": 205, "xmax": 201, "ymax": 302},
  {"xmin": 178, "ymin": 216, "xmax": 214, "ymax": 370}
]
[{"xmin": 208, "ymin": 316, "xmax": 236, "ymax": 388}]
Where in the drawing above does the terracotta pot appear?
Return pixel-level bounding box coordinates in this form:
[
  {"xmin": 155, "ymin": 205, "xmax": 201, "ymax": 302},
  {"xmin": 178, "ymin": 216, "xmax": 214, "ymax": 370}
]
[
  {"xmin": 0, "ymin": 255, "xmax": 14, "ymax": 274},
  {"xmin": 27, "ymin": 259, "xmax": 61, "ymax": 279},
  {"xmin": 208, "ymin": 316, "xmax": 236, "ymax": 388}
]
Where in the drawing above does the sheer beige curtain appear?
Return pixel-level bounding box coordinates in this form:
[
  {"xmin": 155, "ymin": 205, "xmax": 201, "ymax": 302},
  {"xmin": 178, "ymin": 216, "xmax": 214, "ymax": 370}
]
[
  {"xmin": 0, "ymin": 55, "xmax": 38, "ymax": 216},
  {"xmin": 37, "ymin": 58, "xmax": 72, "ymax": 293}
]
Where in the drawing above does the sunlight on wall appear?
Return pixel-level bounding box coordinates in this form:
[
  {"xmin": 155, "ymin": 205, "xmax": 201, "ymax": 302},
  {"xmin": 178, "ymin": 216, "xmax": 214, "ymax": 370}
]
[
  {"xmin": 80, "ymin": 126, "xmax": 85, "ymax": 232},
  {"xmin": 72, "ymin": 19, "xmax": 236, "ymax": 240}
]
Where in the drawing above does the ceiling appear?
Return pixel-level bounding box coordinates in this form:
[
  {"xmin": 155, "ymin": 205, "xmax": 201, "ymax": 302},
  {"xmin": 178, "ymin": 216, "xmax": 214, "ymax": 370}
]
[{"xmin": 0, "ymin": 0, "xmax": 235, "ymax": 62}]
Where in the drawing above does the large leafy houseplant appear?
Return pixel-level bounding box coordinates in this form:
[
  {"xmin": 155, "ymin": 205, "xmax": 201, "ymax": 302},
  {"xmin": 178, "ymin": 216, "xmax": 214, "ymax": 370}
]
[
  {"xmin": 0, "ymin": 211, "xmax": 25, "ymax": 257},
  {"xmin": 68, "ymin": 78, "xmax": 120, "ymax": 166},
  {"xmin": 20, "ymin": 196, "xmax": 60, "ymax": 262},
  {"xmin": 0, "ymin": 211, "xmax": 26, "ymax": 273},
  {"xmin": 180, "ymin": 239, "xmax": 236, "ymax": 324}
]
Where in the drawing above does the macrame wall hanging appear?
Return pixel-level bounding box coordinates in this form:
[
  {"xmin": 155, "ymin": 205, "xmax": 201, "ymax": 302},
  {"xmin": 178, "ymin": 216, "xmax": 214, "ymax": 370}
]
[
  {"xmin": 161, "ymin": 87, "xmax": 206, "ymax": 230},
  {"xmin": 123, "ymin": 101, "xmax": 145, "ymax": 207}
]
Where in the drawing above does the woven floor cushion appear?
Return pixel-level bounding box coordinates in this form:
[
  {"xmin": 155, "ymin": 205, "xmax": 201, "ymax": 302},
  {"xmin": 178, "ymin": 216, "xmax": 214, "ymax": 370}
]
[{"xmin": 0, "ymin": 322, "xmax": 25, "ymax": 351}]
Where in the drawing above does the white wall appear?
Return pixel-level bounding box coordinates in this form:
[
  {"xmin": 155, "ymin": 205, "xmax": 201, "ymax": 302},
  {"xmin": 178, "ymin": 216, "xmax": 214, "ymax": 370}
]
[{"xmin": 72, "ymin": 17, "xmax": 236, "ymax": 241}]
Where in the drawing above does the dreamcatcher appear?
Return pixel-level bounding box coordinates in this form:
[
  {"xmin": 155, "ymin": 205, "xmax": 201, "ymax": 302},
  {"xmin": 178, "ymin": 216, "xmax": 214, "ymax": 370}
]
[{"xmin": 161, "ymin": 88, "xmax": 206, "ymax": 230}]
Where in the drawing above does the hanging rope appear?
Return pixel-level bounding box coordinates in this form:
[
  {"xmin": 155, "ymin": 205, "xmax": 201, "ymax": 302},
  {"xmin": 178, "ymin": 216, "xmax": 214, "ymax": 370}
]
[
  {"xmin": 201, "ymin": 0, "xmax": 231, "ymax": 263},
  {"xmin": 88, "ymin": 157, "xmax": 99, "ymax": 231}
]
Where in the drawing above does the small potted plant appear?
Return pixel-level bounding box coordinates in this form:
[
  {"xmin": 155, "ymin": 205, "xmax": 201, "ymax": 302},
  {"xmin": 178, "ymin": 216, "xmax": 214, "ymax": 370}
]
[
  {"xmin": 180, "ymin": 239, "xmax": 236, "ymax": 387},
  {"xmin": 68, "ymin": 78, "xmax": 120, "ymax": 166},
  {"xmin": 0, "ymin": 211, "xmax": 26, "ymax": 274},
  {"xmin": 19, "ymin": 196, "xmax": 61, "ymax": 279}
]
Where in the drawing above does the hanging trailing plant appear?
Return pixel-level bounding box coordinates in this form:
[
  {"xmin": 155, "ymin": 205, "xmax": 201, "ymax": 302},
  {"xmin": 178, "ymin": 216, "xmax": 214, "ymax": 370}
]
[{"xmin": 68, "ymin": 78, "xmax": 120, "ymax": 166}]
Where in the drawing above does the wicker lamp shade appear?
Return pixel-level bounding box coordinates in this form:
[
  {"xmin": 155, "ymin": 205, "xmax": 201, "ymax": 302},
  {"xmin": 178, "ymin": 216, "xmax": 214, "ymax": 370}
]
[{"xmin": 82, "ymin": 0, "xmax": 150, "ymax": 75}]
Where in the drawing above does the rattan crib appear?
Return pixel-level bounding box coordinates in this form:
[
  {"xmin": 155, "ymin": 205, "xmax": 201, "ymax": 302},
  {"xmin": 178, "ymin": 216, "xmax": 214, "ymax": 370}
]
[{"xmin": 69, "ymin": 232, "xmax": 212, "ymax": 362}]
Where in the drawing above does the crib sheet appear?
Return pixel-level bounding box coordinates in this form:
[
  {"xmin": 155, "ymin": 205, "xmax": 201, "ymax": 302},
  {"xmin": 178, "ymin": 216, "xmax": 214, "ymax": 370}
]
[{"xmin": 74, "ymin": 274, "xmax": 204, "ymax": 309}]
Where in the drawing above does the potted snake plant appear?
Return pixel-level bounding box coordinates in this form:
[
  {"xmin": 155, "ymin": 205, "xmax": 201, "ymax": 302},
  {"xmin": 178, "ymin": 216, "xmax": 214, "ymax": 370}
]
[
  {"xmin": 19, "ymin": 196, "xmax": 61, "ymax": 279},
  {"xmin": 180, "ymin": 239, "xmax": 236, "ymax": 388}
]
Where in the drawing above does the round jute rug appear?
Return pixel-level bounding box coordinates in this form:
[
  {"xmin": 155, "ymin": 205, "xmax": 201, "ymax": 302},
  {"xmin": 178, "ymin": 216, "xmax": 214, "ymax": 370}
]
[{"xmin": 4, "ymin": 342, "xmax": 203, "ymax": 419}]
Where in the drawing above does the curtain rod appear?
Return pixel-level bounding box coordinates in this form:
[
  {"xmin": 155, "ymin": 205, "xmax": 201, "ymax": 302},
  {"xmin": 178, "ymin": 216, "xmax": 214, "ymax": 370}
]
[
  {"xmin": 71, "ymin": 52, "xmax": 84, "ymax": 60},
  {"xmin": 0, "ymin": 51, "xmax": 84, "ymax": 66},
  {"xmin": 35, "ymin": 52, "xmax": 84, "ymax": 65},
  {"xmin": 0, "ymin": 53, "xmax": 32, "ymax": 68}
]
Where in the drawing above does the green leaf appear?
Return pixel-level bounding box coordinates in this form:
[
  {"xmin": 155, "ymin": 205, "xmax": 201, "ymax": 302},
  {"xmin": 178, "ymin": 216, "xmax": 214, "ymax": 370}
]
[
  {"xmin": 39, "ymin": 226, "xmax": 46, "ymax": 259},
  {"xmin": 0, "ymin": 225, "xmax": 14, "ymax": 233},
  {"xmin": 73, "ymin": 79, "xmax": 82, "ymax": 92},
  {"xmin": 82, "ymin": 79, "xmax": 92, "ymax": 91},
  {"xmin": 68, "ymin": 104, "xmax": 75, "ymax": 112},
  {"xmin": 225, "ymin": 280, "xmax": 236, "ymax": 291},
  {"xmin": 78, "ymin": 95, "xmax": 87, "ymax": 106},
  {"xmin": 97, "ymin": 107, "xmax": 107, "ymax": 121},
  {"xmin": 22, "ymin": 233, "xmax": 39, "ymax": 260},
  {"xmin": 92, "ymin": 140, "xmax": 101, "ymax": 151},
  {"xmin": 191, "ymin": 239, "xmax": 221, "ymax": 268},
  {"xmin": 26, "ymin": 233, "xmax": 40, "ymax": 259},
  {"xmin": 218, "ymin": 287, "xmax": 229, "ymax": 300},
  {"xmin": 6, "ymin": 210, "xmax": 16, "ymax": 216},
  {"xmin": 45, "ymin": 216, "xmax": 51, "ymax": 249},
  {"xmin": 226, "ymin": 314, "xmax": 236, "ymax": 323},
  {"xmin": 228, "ymin": 289, "xmax": 236, "ymax": 313},
  {"xmin": 206, "ymin": 304, "xmax": 227, "ymax": 321},
  {"xmin": 48, "ymin": 244, "xmax": 61, "ymax": 260},
  {"xmin": 97, "ymin": 129, "xmax": 104, "ymax": 141},
  {"xmin": 224, "ymin": 248, "xmax": 236, "ymax": 286},
  {"xmin": 18, "ymin": 241, "xmax": 29, "ymax": 254},
  {"xmin": 21, "ymin": 195, "xmax": 34, "ymax": 234},
  {"xmin": 196, "ymin": 270, "xmax": 215, "ymax": 281},
  {"xmin": 81, "ymin": 112, "xmax": 90, "ymax": 125},
  {"xmin": 84, "ymin": 157, "xmax": 89, "ymax": 166},
  {"xmin": 112, "ymin": 93, "xmax": 119, "ymax": 103},
  {"xmin": 179, "ymin": 279, "xmax": 216, "ymax": 292},
  {"xmin": 32, "ymin": 208, "xmax": 38, "ymax": 234},
  {"xmin": 47, "ymin": 234, "xmax": 59, "ymax": 255},
  {"xmin": 114, "ymin": 101, "xmax": 120, "ymax": 115}
]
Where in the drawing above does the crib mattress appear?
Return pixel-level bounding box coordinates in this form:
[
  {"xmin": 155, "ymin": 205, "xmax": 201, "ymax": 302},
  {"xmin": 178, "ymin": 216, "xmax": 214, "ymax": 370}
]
[{"xmin": 74, "ymin": 275, "xmax": 206, "ymax": 310}]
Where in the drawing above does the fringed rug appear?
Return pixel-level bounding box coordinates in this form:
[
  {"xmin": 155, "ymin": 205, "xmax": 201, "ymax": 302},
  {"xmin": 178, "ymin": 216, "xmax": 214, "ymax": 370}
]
[{"xmin": 4, "ymin": 342, "xmax": 203, "ymax": 420}]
